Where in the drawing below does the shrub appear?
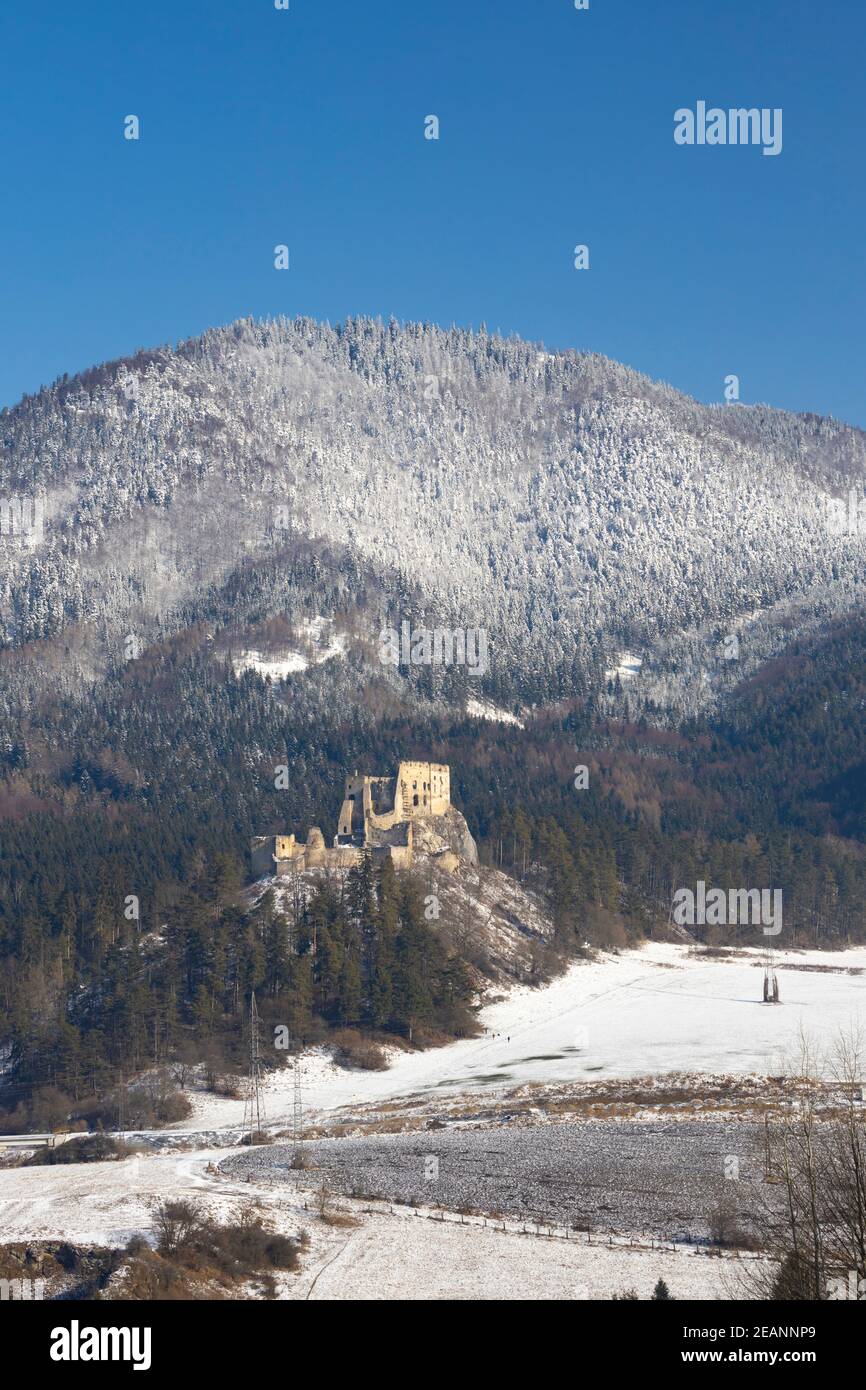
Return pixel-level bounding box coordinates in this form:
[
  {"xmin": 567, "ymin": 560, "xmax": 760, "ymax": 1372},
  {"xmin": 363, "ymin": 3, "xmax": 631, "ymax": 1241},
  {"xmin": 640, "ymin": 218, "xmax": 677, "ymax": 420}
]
[
  {"xmin": 709, "ymin": 1200, "xmax": 759, "ymax": 1250},
  {"xmin": 149, "ymin": 1200, "xmax": 302, "ymax": 1281},
  {"xmin": 209, "ymin": 1075, "xmax": 243, "ymax": 1099},
  {"xmin": 24, "ymin": 1135, "xmax": 135, "ymax": 1166},
  {"xmin": 332, "ymin": 1029, "xmax": 388, "ymax": 1071},
  {"xmin": 152, "ymin": 1200, "xmax": 205, "ymax": 1258}
]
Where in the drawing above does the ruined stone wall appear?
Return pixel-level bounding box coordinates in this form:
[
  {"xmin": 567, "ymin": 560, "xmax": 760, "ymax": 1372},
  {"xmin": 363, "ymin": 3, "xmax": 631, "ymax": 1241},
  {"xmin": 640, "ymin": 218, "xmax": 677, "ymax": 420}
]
[
  {"xmin": 251, "ymin": 833, "xmax": 303, "ymax": 876},
  {"xmin": 272, "ymin": 843, "xmax": 363, "ymax": 876},
  {"xmin": 395, "ymin": 761, "xmax": 450, "ymax": 817}
]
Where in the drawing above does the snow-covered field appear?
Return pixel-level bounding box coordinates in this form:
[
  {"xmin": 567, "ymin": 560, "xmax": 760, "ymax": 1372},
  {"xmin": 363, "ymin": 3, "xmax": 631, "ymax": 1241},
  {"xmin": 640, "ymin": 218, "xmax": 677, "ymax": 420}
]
[
  {"xmin": 178, "ymin": 943, "xmax": 866, "ymax": 1131},
  {"xmin": 287, "ymin": 1211, "xmax": 754, "ymax": 1301},
  {"xmin": 6, "ymin": 941, "xmax": 845, "ymax": 1299},
  {"xmin": 224, "ymin": 1119, "xmax": 770, "ymax": 1240},
  {"xmin": 0, "ymin": 1150, "xmax": 757, "ymax": 1300}
]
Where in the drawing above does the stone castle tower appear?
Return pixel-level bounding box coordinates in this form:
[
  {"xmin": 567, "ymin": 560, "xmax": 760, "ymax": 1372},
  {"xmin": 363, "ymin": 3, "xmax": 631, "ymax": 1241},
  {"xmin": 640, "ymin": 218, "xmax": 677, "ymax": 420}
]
[
  {"xmin": 336, "ymin": 761, "xmax": 450, "ymax": 843},
  {"xmin": 251, "ymin": 761, "xmax": 451, "ymax": 878}
]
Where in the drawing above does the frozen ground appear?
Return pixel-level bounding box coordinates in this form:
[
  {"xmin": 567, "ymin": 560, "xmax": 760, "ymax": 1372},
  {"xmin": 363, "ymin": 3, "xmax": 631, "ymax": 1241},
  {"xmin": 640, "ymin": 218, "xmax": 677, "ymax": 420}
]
[
  {"xmin": 2, "ymin": 941, "xmax": 857, "ymax": 1300},
  {"xmin": 178, "ymin": 942, "xmax": 866, "ymax": 1131},
  {"xmin": 287, "ymin": 1211, "xmax": 755, "ymax": 1301},
  {"xmin": 0, "ymin": 1149, "xmax": 758, "ymax": 1300}
]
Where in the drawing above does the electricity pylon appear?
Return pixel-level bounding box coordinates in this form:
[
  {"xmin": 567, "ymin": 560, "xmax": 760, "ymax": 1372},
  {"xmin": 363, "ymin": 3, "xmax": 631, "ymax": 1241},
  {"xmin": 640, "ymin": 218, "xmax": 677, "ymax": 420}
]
[{"xmin": 243, "ymin": 992, "xmax": 266, "ymax": 1140}]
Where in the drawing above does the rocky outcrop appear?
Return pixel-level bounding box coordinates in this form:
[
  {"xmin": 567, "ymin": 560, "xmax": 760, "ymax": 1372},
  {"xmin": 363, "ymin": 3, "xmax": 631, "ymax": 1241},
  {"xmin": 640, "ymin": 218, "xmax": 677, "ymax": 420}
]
[{"xmin": 411, "ymin": 806, "xmax": 478, "ymax": 868}]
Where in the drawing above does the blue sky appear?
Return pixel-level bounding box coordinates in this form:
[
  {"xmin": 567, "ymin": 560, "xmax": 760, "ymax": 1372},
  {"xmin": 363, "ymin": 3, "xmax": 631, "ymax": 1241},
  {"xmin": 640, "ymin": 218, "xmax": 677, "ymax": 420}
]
[{"xmin": 1, "ymin": 0, "xmax": 864, "ymax": 424}]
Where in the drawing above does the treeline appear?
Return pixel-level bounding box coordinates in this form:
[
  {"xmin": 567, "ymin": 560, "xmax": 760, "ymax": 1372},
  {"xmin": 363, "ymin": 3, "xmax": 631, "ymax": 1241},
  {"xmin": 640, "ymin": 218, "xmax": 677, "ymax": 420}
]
[{"xmin": 484, "ymin": 800, "xmax": 865, "ymax": 947}]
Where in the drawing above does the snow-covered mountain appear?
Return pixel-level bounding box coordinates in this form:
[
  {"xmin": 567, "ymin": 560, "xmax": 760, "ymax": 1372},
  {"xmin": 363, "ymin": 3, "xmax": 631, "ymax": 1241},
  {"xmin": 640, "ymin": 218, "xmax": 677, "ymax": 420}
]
[{"xmin": 2, "ymin": 315, "xmax": 865, "ymax": 710}]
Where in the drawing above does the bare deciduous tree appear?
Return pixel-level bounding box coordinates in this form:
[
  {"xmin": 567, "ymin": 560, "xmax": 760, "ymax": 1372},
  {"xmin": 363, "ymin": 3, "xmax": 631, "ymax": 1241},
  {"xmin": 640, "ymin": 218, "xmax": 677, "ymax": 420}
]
[{"xmin": 749, "ymin": 1026, "xmax": 866, "ymax": 1300}]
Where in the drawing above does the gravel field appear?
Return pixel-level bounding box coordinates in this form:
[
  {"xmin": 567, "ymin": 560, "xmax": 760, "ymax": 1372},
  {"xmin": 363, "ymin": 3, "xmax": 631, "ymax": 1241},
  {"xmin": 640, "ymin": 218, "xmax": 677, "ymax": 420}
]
[{"xmin": 222, "ymin": 1120, "xmax": 775, "ymax": 1240}]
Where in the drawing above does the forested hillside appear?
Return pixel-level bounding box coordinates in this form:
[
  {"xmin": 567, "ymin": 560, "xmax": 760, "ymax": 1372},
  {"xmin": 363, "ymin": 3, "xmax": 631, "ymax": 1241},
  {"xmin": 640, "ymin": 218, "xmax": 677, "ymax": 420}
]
[
  {"xmin": 3, "ymin": 316, "xmax": 866, "ymax": 706},
  {"xmin": 2, "ymin": 316, "xmax": 866, "ymax": 1128}
]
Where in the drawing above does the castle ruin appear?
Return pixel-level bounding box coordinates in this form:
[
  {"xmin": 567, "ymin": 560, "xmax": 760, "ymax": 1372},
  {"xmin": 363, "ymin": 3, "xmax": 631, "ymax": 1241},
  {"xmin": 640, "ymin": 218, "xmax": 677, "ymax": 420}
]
[{"xmin": 251, "ymin": 761, "xmax": 452, "ymax": 878}]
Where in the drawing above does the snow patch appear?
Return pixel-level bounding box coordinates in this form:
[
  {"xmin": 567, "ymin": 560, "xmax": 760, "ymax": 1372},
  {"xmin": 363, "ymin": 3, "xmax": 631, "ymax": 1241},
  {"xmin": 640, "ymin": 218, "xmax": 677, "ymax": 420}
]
[
  {"xmin": 465, "ymin": 697, "xmax": 525, "ymax": 728},
  {"xmin": 233, "ymin": 650, "xmax": 309, "ymax": 678},
  {"xmin": 605, "ymin": 652, "xmax": 643, "ymax": 682},
  {"xmin": 232, "ymin": 616, "xmax": 347, "ymax": 680}
]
